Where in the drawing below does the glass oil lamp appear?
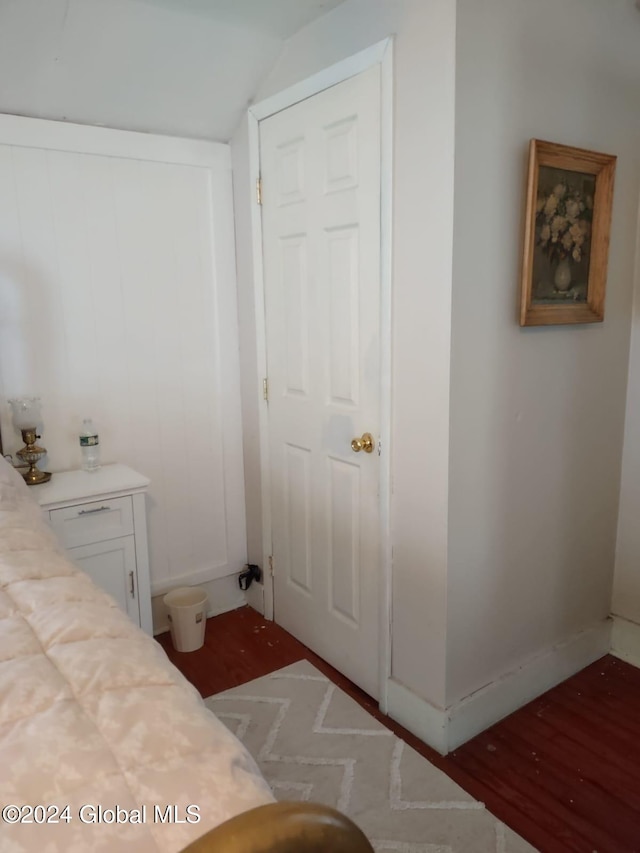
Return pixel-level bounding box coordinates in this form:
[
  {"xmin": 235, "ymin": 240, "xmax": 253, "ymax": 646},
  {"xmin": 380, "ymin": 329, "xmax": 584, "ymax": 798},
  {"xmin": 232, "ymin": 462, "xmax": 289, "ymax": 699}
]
[{"xmin": 8, "ymin": 397, "xmax": 52, "ymax": 485}]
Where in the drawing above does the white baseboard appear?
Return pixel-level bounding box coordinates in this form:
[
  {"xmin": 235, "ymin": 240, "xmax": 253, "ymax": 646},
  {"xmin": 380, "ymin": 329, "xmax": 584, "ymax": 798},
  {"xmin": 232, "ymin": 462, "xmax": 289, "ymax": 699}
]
[
  {"xmin": 386, "ymin": 678, "xmax": 448, "ymax": 755},
  {"xmin": 152, "ymin": 573, "xmax": 246, "ymax": 635},
  {"xmin": 610, "ymin": 615, "xmax": 640, "ymax": 668},
  {"xmin": 385, "ymin": 619, "xmax": 611, "ymax": 755},
  {"xmin": 446, "ymin": 618, "xmax": 611, "ymax": 751},
  {"xmin": 151, "ymin": 564, "xmax": 242, "ymax": 598}
]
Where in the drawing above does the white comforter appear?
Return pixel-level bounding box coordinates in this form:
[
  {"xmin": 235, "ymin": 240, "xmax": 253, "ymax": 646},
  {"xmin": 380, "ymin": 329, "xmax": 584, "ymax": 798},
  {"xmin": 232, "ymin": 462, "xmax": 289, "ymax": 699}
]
[{"xmin": 0, "ymin": 457, "xmax": 273, "ymax": 852}]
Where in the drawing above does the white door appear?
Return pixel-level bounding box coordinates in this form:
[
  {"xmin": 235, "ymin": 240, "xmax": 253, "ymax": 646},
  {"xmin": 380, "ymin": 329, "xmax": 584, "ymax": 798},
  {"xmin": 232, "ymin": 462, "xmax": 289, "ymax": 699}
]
[{"xmin": 261, "ymin": 66, "xmax": 382, "ymax": 699}]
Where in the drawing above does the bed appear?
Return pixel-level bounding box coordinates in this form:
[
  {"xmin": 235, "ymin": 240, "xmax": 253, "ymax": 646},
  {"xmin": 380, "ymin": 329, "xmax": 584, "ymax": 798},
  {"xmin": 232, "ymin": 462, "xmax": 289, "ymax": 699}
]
[{"xmin": 0, "ymin": 455, "xmax": 372, "ymax": 852}]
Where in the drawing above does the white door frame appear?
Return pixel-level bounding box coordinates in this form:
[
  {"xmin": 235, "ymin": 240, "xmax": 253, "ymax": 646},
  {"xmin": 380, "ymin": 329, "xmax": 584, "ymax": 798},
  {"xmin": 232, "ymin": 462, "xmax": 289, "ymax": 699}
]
[{"xmin": 247, "ymin": 38, "xmax": 393, "ymax": 711}]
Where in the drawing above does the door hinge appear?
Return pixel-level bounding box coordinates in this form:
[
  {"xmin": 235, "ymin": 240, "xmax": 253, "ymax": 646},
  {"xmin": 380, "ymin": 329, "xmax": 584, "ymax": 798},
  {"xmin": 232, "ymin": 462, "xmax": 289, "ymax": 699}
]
[
  {"xmin": 268, "ymin": 555, "xmax": 274, "ymax": 577},
  {"xmin": 263, "ymin": 377, "xmax": 269, "ymax": 402},
  {"xmin": 256, "ymin": 176, "xmax": 263, "ymax": 205}
]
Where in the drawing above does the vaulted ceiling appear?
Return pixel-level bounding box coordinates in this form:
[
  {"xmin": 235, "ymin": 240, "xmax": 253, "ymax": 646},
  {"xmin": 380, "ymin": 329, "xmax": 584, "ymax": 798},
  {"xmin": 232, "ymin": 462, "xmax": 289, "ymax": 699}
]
[{"xmin": 0, "ymin": 0, "xmax": 346, "ymax": 141}]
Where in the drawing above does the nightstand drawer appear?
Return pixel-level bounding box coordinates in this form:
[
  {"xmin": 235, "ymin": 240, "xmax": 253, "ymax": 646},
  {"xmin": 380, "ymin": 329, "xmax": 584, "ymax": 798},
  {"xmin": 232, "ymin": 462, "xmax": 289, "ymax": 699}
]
[{"xmin": 49, "ymin": 496, "xmax": 134, "ymax": 548}]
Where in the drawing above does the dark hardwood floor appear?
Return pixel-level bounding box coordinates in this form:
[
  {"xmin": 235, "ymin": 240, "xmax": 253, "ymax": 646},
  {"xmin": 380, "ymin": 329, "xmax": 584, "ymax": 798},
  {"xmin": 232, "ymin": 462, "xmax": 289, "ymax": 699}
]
[{"xmin": 156, "ymin": 606, "xmax": 640, "ymax": 853}]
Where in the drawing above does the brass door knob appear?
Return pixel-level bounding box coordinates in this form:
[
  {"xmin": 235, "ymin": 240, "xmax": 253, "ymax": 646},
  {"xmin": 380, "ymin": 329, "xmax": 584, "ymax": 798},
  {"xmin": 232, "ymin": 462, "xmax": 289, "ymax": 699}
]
[{"xmin": 351, "ymin": 433, "xmax": 374, "ymax": 454}]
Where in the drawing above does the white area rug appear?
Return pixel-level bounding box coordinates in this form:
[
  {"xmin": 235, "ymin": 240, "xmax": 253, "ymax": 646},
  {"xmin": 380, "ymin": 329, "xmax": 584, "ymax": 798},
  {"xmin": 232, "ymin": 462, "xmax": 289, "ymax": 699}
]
[{"xmin": 204, "ymin": 660, "xmax": 537, "ymax": 853}]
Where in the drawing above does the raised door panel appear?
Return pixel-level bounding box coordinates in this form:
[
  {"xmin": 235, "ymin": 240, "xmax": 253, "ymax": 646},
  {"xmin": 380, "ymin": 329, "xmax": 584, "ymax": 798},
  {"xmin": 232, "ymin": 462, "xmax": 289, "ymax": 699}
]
[
  {"xmin": 69, "ymin": 536, "xmax": 140, "ymax": 626},
  {"xmin": 281, "ymin": 236, "xmax": 310, "ymax": 398},
  {"xmin": 326, "ymin": 226, "xmax": 359, "ymax": 407},
  {"xmin": 328, "ymin": 456, "xmax": 360, "ymax": 625},
  {"xmin": 284, "ymin": 443, "xmax": 312, "ymax": 594}
]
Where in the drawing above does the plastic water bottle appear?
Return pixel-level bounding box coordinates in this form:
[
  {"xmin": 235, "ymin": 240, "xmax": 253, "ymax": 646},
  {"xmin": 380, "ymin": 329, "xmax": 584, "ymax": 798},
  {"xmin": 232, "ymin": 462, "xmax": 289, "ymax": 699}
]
[{"xmin": 79, "ymin": 418, "xmax": 101, "ymax": 471}]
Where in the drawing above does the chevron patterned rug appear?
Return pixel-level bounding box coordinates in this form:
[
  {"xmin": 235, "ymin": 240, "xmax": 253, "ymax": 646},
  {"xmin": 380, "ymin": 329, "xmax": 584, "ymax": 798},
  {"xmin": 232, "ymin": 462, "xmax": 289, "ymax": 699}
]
[{"xmin": 204, "ymin": 660, "xmax": 536, "ymax": 853}]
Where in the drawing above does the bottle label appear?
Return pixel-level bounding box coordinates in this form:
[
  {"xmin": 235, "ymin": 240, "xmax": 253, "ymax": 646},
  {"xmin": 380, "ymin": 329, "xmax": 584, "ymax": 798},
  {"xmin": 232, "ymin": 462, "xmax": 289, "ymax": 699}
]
[{"xmin": 80, "ymin": 435, "xmax": 99, "ymax": 447}]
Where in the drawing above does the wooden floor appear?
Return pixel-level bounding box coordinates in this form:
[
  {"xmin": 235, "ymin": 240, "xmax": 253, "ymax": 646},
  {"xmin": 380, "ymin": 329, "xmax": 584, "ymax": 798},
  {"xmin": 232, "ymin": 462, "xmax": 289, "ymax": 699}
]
[{"xmin": 157, "ymin": 606, "xmax": 640, "ymax": 853}]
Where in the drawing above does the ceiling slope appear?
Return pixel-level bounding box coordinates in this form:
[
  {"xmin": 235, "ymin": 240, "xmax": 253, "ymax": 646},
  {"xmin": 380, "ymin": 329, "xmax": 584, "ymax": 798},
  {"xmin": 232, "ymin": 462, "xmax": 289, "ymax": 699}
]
[{"xmin": 0, "ymin": 0, "xmax": 345, "ymax": 140}]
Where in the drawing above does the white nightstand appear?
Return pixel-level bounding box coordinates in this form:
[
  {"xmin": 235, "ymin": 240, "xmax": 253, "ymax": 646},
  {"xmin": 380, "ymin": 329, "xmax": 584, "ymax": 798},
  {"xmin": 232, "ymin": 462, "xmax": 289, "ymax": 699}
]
[{"xmin": 34, "ymin": 464, "xmax": 152, "ymax": 635}]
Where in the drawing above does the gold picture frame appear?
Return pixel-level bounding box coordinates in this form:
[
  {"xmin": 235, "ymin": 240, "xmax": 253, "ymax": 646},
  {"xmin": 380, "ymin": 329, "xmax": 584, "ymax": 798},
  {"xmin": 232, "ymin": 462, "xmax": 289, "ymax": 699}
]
[{"xmin": 519, "ymin": 139, "xmax": 616, "ymax": 326}]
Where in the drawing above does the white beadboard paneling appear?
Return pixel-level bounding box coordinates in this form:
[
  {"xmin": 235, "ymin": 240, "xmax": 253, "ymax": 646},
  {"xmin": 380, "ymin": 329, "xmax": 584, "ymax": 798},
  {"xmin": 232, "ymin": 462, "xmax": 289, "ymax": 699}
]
[
  {"xmin": 78, "ymin": 153, "xmax": 133, "ymax": 462},
  {"xmin": 0, "ymin": 146, "xmax": 26, "ymax": 400},
  {"xmin": 47, "ymin": 150, "xmax": 103, "ymax": 430},
  {"xmin": 0, "ymin": 117, "xmax": 246, "ymax": 591},
  {"xmin": 7, "ymin": 147, "xmax": 68, "ymax": 407}
]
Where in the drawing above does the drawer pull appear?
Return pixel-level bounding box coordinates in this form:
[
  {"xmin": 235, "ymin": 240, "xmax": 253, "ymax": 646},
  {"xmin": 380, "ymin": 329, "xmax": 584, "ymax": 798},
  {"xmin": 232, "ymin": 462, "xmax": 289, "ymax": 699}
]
[
  {"xmin": 78, "ymin": 505, "xmax": 111, "ymax": 516},
  {"xmin": 129, "ymin": 571, "xmax": 135, "ymax": 597}
]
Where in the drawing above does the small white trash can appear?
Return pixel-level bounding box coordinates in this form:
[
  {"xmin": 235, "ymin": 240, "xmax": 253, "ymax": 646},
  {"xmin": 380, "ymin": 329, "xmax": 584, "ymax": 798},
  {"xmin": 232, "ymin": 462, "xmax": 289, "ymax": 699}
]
[{"xmin": 163, "ymin": 586, "xmax": 208, "ymax": 652}]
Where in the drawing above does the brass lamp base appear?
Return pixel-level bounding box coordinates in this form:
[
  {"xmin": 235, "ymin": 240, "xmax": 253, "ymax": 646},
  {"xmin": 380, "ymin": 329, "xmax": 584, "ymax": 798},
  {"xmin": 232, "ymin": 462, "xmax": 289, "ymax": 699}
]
[
  {"xmin": 20, "ymin": 464, "xmax": 52, "ymax": 485},
  {"xmin": 16, "ymin": 429, "xmax": 51, "ymax": 486}
]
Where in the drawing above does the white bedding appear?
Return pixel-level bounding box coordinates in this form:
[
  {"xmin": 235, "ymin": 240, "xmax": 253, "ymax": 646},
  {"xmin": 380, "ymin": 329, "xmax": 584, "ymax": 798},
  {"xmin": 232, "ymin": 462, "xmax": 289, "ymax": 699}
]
[{"xmin": 0, "ymin": 457, "xmax": 273, "ymax": 852}]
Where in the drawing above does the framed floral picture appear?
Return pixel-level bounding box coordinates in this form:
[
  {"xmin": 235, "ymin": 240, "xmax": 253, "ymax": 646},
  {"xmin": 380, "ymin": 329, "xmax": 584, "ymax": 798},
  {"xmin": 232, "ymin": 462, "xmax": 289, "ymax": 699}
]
[{"xmin": 519, "ymin": 139, "xmax": 616, "ymax": 326}]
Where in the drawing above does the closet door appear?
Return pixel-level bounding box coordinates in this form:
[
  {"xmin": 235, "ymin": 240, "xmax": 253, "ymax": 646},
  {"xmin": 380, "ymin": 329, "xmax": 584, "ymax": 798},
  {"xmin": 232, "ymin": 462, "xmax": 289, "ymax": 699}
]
[{"xmin": 261, "ymin": 66, "xmax": 382, "ymax": 699}]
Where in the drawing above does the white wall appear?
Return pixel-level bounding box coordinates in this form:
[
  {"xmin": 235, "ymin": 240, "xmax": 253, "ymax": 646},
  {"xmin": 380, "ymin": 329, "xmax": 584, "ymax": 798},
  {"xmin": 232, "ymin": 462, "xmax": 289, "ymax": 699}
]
[
  {"xmin": 0, "ymin": 115, "xmax": 249, "ymax": 605},
  {"xmin": 447, "ymin": 0, "xmax": 640, "ymax": 707},
  {"xmin": 232, "ymin": 0, "xmax": 457, "ymax": 711},
  {"xmin": 234, "ymin": 0, "xmax": 640, "ymax": 744},
  {"xmin": 614, "ymin": 214, "xmax": 640, "ymax": 628}
]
